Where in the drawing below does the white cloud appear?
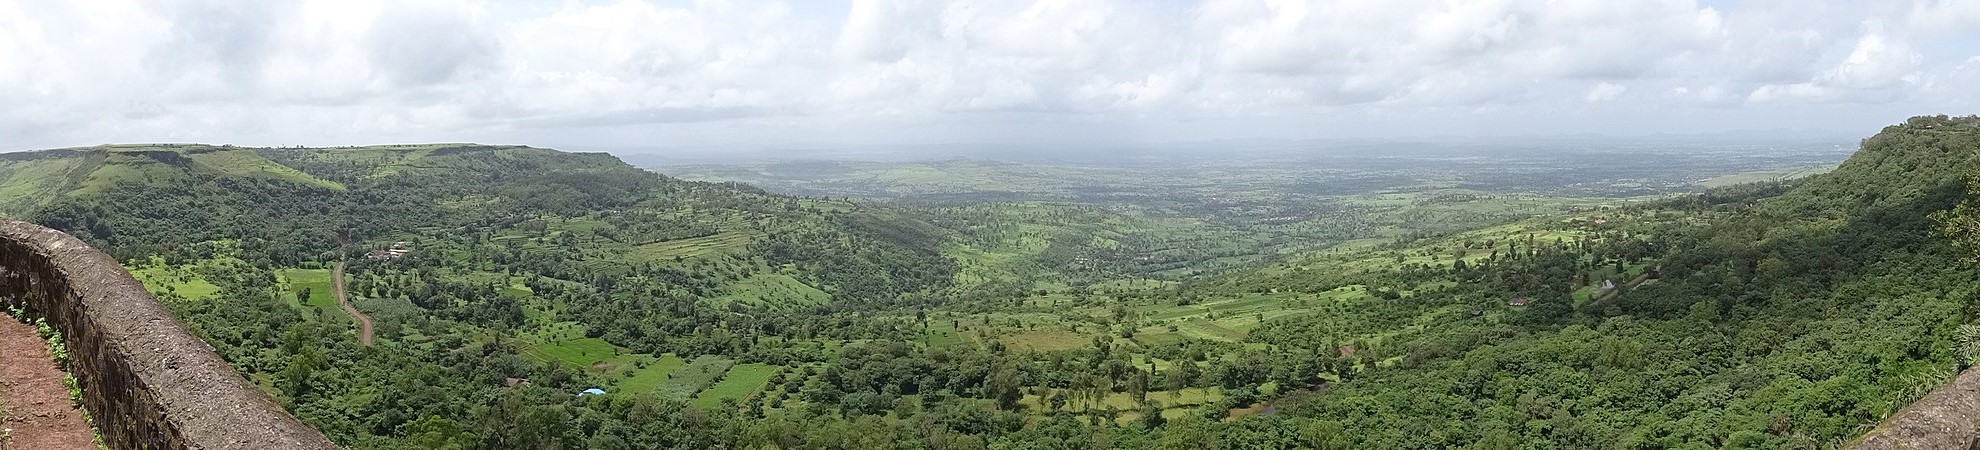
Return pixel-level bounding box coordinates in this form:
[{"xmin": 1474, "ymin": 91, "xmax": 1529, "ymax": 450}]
[
  {"xmin": 836, "ymin": 0, "xmax": 943, "ymax": 63},
  {"xmin": 1586, "ymin": 83, "xmax": 1627, "ymax": 103},
  {"xmin": 1904, "ymin": 0, "xmax": 1980, "ymax": 35},
  {"xmin": 2, "ymin": 0, "xmax": 1977, "ymax": 151},
  {"xmin": 1821, "ymin": 31, "xmax": 1923, "ymax": 90},
  {"xmin": 1746, "ymin": 25, "xmax": 1928, "ymax": 104}
]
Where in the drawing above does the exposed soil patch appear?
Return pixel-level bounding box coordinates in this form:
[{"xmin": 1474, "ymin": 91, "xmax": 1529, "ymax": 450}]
[{"xmin": 0, "ymin": 312, "xmax": 96, "ymax": 450}]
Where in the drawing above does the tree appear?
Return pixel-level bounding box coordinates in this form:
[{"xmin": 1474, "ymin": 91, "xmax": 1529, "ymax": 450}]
[
  {"xmin": 988, "ymin": 366, "xmax": 1024, "ymax": 410},
  {"xmin": 1127, "ymin": 369, "xmax": 1150, "ymax": 405},
  {"xmin": 1138, "ymin": 401, "xmax": 1166, "ymax": 430},
  {"xmin": 278, "ymin": 346, "xmax": 323, "ymax": 401},
  {"xmin": 1297, "ymin": 419, "xmax": 1352, "ymax": 450}
]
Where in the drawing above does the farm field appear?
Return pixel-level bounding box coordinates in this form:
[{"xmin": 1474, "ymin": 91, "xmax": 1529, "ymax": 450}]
[
  {"xmin": 615, "ymin": 354, "xmax": 688, "ymax": 396},
  {"xmin": 275, "ymin": 268, "xmax": 350, "ymax": 323},
  {"xmin": 127, "ymin": 261, "xmax": 223, "ymax": 301},
  {"xmin": 709, "ymin": 273, "xmax": 830, "ymax": 307},
  {"xmin": 521, "ymin": 325, "xmax": 791, "ymax": 404},
  {"xmin": 1697, "ymin": 163, "xmax": 1839, "ymax": 188},
  {"xmin": 525, "ymin": 337, "xmax": 621, "ymax": 369},
  {"xmin": 627, "ymin": 232, "xmax": 750, "ymax": 262},
  {"xmin": 692, "ymin": 363, "xmax": 778, "ymax": 408},
  {"xmin": 656, "ymin": 356, "xmax": 736, "ymax": 401}
]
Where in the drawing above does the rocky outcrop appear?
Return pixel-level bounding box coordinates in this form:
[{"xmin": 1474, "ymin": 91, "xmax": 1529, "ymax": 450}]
[
  {"xmin": 0, "ymin": 220, "xmax": 337, "ymax": 450},
  {"xmin": 1849, "ymin": 367, "xmax": 1980, "ymax": 450}
]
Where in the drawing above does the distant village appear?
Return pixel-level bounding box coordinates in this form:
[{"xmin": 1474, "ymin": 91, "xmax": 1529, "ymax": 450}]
[{"xmin": 365, "ymin": 241, "xmax": 413, "ymax": 260}]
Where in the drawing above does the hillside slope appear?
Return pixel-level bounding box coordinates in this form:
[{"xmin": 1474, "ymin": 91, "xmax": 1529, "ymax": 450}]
[
  {"xmin": 0, "ymin": 143, "xmax": 973, "ymax": 446},
  {"xmin": 1, "ymin": 144, "xmax": 955, "ymax": 304},
  {"xmin": 2, "ymin": 121, "xmax": 1972, "ymax": 449},
  {"xmin": 1185, "ymin": 115, "xmax": 1980, "ymax": 448}
]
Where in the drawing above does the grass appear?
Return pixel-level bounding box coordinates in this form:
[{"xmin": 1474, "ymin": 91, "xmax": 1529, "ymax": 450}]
[
  {"xmin": 1698, "ymin": 163, "xmax": 1839, "ymax": 188},
  {"xmin": 1125, "ymin": 287, "xmax": 1366, "ymax": 343},
  {"xmin": 614, "ymin": 354, "xmax": 688, "ymax": 396},
  {"xmin": 1131, "ymin": 332, "xmax": 1187, "ymax": 346},
  {"xmin": 56, "ymin": 146, "xmax": 349, "ymax": 199},
  {"xmin": 184, "ymin": 148, "xmax": 346, "ymax": 191},
  {"xmin": 277, "ymin": 268, "xmax": 341, "ymax": 318},
  {"xmin": 693, "ymin": 363, "xmax": 779, "ymax": 408},
  {"xmin": 524, "ymin": 337, "xmax": 621, "ymax": 370},
  {"xmin": 1145, "ymin": 292, "xmax": 1300, "ymax": 321},
  {"xmin": 0, "ymin": 156, "xmax": 93, "ymax": 215},
  {"xmin": 1003, "ymin": 329, "xmax": 1094, "ymax": 352},
  {"xmin": 925, "ymin": 320, "xmax": 966, "ymax": 346},
  {"xmin": 1571, "ymin": 286, "xmax": 1597, "ymax": 306},
  {"xmin": 1173, "ymin": 319, "xmax": 1248, "ymax": 341},
  {"xmin": 709, "ymin": 273, "xmax": 830, "ymax": 307},
  {"xmin": 629, "ymin": 232, "xmax": 751, "ymax": 262},
  {"xmin": 75, "ymin": 153, "xmax": 186, "ymax": 196},
  {"xmin": 656, "ymin": 355, "xmax": 736, "ymax": 401},
  {"xmin": 127, "ymin": 263, "xmax": 223, "ymax": 301}
]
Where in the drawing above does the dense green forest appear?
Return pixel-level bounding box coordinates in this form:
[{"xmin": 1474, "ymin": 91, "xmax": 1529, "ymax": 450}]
[{"xmin": 2, "ymin": 116, "xmax": 1976, "ymax": 449}]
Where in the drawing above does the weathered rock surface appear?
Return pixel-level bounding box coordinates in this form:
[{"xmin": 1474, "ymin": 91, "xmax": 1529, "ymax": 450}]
[{"xmin": 1850, "ymin": 367, "xmax": 1980, "ymax": 450}]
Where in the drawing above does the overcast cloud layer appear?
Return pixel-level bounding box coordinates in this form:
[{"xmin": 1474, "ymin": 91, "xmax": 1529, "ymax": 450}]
[{"xmin": 4, "ymin": 0, "xmax": 1979, "ymax": 153}]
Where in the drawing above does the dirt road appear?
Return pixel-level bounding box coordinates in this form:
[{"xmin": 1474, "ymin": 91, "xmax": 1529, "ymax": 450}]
[
  {"xmin": 332, "ymin": 261, "xmax": 374, "ymax": 347},
  {"xmin": 0, "ymin": 313, "xmax": 96, "ymax": 450}
]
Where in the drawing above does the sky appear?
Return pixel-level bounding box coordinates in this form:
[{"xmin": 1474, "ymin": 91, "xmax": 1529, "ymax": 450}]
[{"xmin": 3, "ymin": 0, "xmax": 1979, "ymax": 155}]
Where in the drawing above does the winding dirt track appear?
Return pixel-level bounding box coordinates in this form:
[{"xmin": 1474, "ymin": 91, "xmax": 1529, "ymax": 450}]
[
  {"xmin": 0, "ymin": 312, "xmax": 96, "ymax": 449},
  {"xmin": 331, "ymin": 261, "xmax": 374, "ymax": 347}
]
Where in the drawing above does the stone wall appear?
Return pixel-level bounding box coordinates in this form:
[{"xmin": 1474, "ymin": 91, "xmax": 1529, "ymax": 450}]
[
  {"xmin": 1848, "ymin": 367, "xmax": 1980, "ymax": 450},
  {"xmin": 0, "ymin": 220, "xmax": 337, "ymax": 450}
]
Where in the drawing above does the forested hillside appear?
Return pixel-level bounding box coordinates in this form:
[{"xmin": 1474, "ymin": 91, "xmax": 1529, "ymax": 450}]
[
  {"xmin": 0, "ymin": 144, "xmax": 962, "ymax": 447},
  {"xmin": 1, "ymin": 117, "xmax": 1975, "ymax": 449},
  {"xmin": 1188, "ymin": 114, "xmax": 1980, "ymax": 448}
]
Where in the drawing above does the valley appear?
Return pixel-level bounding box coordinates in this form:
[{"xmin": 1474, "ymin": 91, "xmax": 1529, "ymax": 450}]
[
  {"xmin": 12, "ymin": 0, "xmax": 1980, "ymax": 447},
  {"xmin": 2, "ymin": 118, "xmax": 1977, "ymax": 449}
]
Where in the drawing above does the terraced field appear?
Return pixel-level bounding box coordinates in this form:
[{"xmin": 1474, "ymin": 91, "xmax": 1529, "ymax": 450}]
[
  {"xmin": 693, "ymin": 363, "xmax": 777, "ymax": 408},
  {"xmin": 709, "ymin": 273, "xmax": 830, "ymax": 307},
  {"xmin": 1132, "ymin": 287, "xmax": 1370, "ymax": 343},
  {"xmin": 627, "ymin": 231, "xmax": 751, "ymax": 261},
  {"xmin": 657, "ymin": 356, "xmax": 735, "ymax": 401}
]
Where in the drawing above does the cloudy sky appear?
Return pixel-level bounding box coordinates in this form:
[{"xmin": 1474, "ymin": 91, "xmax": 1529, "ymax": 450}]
[{"xmin": 3, "ymin": 0, "xmax": 1978, "ymax": 154}]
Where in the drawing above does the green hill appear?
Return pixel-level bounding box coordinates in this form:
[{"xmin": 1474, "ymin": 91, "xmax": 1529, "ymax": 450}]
[
  {"xmin": 1182, "ymin": 115, "xmax": 1980, "ymax": 448},
  {"xmin": 2, "ymin": 143, "xmax": 954, "ymax": 305},
  {"xmin": 0, "ymin": 145, "xmax": 347, "ymax": 214},
  {"xmin": 0, "ymin": 149, "xmax": 100, "ymax": 215}
]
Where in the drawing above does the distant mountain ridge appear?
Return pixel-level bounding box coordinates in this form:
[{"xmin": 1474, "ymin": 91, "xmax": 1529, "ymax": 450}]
[{"xmin": 0, "ymin": 143, "xmax": 636, "ymax": 216}]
